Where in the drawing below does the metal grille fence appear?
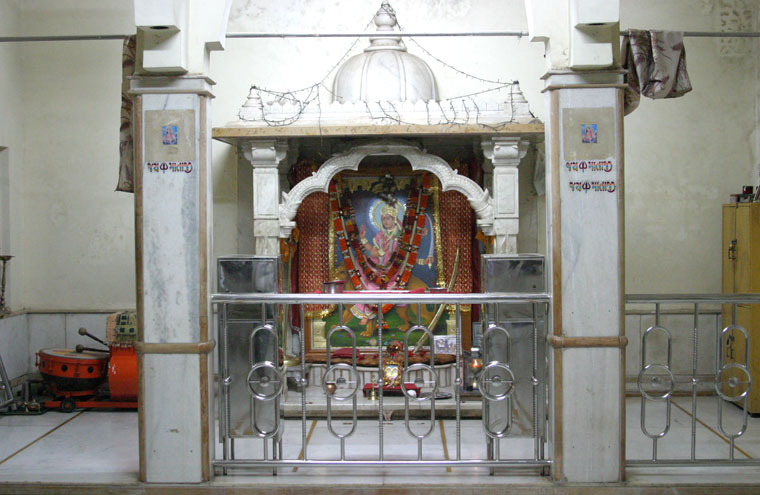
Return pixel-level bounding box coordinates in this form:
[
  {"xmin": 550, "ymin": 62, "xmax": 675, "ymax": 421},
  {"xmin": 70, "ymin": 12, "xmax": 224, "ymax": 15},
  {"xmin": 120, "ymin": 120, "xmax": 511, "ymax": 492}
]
[
  {"xmin": 211, "ymin": 292, "xmax": 550, "ymax": 474},
  {"xmin": 626, "ymin": 294, "xmax": 760, "ymax": 467}
]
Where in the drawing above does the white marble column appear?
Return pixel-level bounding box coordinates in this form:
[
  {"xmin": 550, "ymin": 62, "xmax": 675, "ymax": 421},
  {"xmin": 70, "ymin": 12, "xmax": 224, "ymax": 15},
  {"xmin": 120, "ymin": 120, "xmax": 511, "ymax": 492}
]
[
  {"xmin": 132, "ymin": 76, "xmax": 215, "ymax": 483},
  {"xmin": 543, "ymin": 71, "xmax": 625, "ymax": 482},
  {"xmin": 242, "ymin": 139, "xmax": 291, "ymax": 255},
  {"xmin": 481, "ymin": 137, "xmax": 529, "ymax": 254}
]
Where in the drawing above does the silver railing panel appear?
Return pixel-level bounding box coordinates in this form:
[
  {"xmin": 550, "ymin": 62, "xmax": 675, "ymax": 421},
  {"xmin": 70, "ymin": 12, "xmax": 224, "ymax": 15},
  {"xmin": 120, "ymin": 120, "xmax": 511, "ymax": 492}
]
[
  {"xmin": 626, "ymin": 294, "xmax": 760, "ymax": 467},
  {"xmin": 324, "ymin": 303, "xmax": 360, "ymax": 461},
  {"xmin": 213, "ymin": 291, "xmax": 551, "ymax": 474}
]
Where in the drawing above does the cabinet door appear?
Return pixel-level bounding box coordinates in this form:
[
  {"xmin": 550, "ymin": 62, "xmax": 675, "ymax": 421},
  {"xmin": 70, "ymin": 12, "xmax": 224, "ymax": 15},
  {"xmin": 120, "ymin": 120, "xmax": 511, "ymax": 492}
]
[
  {"xmin": 734, "ymin": 204, "xmax": 758, "ymax": 293},
  {"xmin": 722, "ymin": 205, "xmax": 736, "ymax": 294}
]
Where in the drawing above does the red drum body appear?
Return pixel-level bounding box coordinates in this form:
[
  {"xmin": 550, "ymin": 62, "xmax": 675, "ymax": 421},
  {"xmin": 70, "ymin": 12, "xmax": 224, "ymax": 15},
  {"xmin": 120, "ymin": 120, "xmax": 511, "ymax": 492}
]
[
  {"xmin": 108, "ymin": 345, "xmax": 138, "ymax": 401},
  {"xmin": 37, "ymin": 348, "xmax": 109, "ymax": 393}
]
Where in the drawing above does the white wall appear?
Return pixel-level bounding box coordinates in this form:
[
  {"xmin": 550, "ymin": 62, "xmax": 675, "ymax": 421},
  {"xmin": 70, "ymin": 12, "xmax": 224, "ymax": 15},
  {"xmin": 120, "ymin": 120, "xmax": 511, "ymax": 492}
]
[
  {"xmin": 0, "ymin": 314, "xmax": 28, "ymax": 380},
  {"xmin": 2, "ymin": 0, "xmax": 758, "ymax": 317},
  {"xmin": 17, "ymin": 1, "xmax": 136, "ymax": 310},
  {"xmin": 621, "ymin": 1, "xmax": 758, "ymax": 294},
  {"xmin": 0, "ymin": 0, "xmax": 23, "ymax": 311}
]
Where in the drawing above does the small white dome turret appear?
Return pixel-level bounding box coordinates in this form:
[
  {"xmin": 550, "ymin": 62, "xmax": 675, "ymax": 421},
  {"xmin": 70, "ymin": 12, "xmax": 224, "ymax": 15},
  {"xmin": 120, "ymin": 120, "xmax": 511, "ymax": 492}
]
[{"xmin": 332, "ymin": 2, "xmax": 439, "ymax": 103}]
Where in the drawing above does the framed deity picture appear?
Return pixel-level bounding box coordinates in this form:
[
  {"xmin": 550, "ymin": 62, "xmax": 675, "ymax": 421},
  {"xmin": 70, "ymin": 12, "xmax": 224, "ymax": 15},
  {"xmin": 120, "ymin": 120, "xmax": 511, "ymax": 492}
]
[{"xmin": 302, "ymin": 168, "xmax": 470, "ymax": 358}]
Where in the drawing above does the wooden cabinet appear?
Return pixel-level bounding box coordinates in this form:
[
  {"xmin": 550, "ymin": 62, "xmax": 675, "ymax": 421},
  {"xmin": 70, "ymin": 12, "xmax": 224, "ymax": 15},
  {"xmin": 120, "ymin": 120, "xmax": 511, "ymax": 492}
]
[{"xmin": 722, "ymin": 203, "xmax": 760, "ymax": 414}]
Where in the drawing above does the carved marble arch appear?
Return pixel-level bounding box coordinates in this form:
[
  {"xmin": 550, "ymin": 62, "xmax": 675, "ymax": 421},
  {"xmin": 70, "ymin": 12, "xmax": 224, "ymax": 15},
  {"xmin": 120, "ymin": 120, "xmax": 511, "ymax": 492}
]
[{"xmin": 278, "ymin": 140, "xmax": 494, "ymax": 238}]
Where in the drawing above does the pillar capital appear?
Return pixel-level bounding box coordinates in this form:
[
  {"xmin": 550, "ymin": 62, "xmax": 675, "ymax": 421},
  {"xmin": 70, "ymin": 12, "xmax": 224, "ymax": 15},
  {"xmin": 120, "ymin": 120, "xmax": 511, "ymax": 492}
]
[
  {"xmin": 481, "ymin": 136, "xmax": 529, "ymax": 170},
  {"xmin": 242, "ymin": 139, "xmax": 290, "ymax": 170}
]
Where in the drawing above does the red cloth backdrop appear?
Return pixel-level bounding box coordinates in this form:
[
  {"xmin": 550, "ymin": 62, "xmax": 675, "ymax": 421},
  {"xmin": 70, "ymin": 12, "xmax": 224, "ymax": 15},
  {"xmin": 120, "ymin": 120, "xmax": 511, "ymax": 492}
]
[
  {"xmin": 292, "ymin": 159, "xmax": 480, "ymax": 306},
  {"xmin": 440, "ymin": 159, "xmax": 476, "ymax": 295},
  {"xmin": 293, "ymin": 161, "xmax": 331, "ymax": 316}
]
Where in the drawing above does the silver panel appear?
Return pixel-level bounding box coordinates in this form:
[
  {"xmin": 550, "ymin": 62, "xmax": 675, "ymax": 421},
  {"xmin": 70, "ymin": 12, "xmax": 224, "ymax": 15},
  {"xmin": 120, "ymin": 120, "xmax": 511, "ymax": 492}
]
[
  {"xmin": 218, "ymin": 256, "xmax": 282, "ymax": 439},
  {"xmin": 481, "ymin": 255, "xmax": 547, "ymax": 456},
  {"xmin": 482, "ymin": 254, "xmax": 545, "ymax": 320}
]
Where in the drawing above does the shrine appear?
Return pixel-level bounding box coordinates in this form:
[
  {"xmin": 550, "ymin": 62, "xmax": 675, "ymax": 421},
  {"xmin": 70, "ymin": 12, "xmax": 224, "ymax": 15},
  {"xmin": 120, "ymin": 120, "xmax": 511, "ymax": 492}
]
[{"xmin": 4, "ymin": 0, "xmax": 760, "ymax": 492}]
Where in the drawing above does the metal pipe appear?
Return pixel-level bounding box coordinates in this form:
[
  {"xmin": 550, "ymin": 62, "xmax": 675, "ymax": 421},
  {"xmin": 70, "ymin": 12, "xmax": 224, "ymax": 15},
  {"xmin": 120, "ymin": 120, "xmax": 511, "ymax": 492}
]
[
  {"xmin": 532, "ymin": 302, "xmax": 539, "ymax": 461},
  {"xmin": 228, "ymin": 31, "xmax": 531, "ymax": 39},
  {"xmin": 299, "ymin": 303, "xmax": 308, "ymax": 461},
  {"xmin": 212, "ymin": 292, "xmax": 551, "ymax": 305},
  {"xmin": 214, "ymin": 458, "xmax": 552, "ymax": 467},
  {"xmin": 3, "ymin": 30, "xmax": 760, "ymax": 44},
  {"xmin": 627, "ymin": 294, "xmax": 760, "ymax": 304},
  {"xmin": 628, "ymin": 459, "xmax": 760, "ymax": 467},
  {"xmin": 455, "ymin": 303, "xmax": 462, "ymax": 461},
  {"xmin": 377, "ymin": 303, "xmax": 384, "ymax": 461},
  {"xmin": 690, "ymin": 303, "xmax": 698, "ymax": 461},
  {"xmin": 221, "ymin": 303, "xmax": 231, "ymax": 467}
]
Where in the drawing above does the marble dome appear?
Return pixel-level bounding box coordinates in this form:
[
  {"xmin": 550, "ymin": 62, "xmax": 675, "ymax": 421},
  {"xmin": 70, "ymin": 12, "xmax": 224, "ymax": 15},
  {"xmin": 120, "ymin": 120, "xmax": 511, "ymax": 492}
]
[{"xmin": 332, "ymin": 2, "xmax": 439, "ymax": 103}]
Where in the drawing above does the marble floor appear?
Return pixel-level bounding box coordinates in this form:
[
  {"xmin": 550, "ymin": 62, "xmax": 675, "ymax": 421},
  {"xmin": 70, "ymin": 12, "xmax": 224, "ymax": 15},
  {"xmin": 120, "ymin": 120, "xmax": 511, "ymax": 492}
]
[{"xmin": 1, "ymin": 397, "xmax": 760, "ymax": 488}]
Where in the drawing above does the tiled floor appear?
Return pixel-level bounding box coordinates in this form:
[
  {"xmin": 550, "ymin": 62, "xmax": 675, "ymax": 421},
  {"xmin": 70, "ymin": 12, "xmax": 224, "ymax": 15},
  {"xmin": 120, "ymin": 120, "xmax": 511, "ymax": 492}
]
[{"xmin": 1, "ymin": 397, "xmax": 760, "ymax": 487}]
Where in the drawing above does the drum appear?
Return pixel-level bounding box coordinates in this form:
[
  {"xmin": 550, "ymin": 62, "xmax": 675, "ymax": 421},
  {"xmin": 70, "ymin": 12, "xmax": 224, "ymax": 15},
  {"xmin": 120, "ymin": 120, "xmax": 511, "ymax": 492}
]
[
  {"xmin": 36, "ymin": 348, "xmax": 109, "ymax": 393},
  {"xmin": 108, "ymin": 344, "xmax": 137, "ymax": 401}
]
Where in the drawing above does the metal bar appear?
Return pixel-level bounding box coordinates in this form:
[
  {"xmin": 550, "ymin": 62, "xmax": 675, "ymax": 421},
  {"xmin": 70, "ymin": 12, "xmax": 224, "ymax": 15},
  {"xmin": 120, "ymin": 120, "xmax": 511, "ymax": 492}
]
[
  {"xmin": 0, "ymin": 35, "xmax": 130, "ymax": 42},
  {"xmin": 690, "ymin": 303, "xmax": 698, "ymax": 461},
  {"xmin": 626, "ymin": 294, "xmax": 760, "ymax": 304},
  {"xmin": 655, "ymin": 303, "xmax": 660, "ymax": 327},
  {"xmin": 300, "ymin": 304, "xmax": 307, "ymax": 461},
  {"xmin": 455, "ymin": 303, "xmax": 462, "ymax": 461},
  {"xmin": 213, "ymin": 292, "xmax": 551, "ymax": 305},
  {"xmin": 532, "ymin": 302, "xmax": 539, "ymax": 461},
  {"xmin": 378, "ymin": 303, "xmax": 384, "ymax": 461},
  {"xmin": 6, "ymin": 30, "xmax": 760, "ymax": 44},
  {"xmin": 680, "ymin": 31, "xmax": 760, "ymax": 38},
  {"xmin": 627, "ymin": 459, "xmax": 760, "ymax": 467},
  {"xmin": 226, "ymin": 31, "xmax": 530, "ymax": 39},
  {"xmin": 215, "ymin": 459, "xmax": 552, "ymax": 467},
  {"xmin": 221, "ymin": 303, "xmax": 231, "ymax": 466}
]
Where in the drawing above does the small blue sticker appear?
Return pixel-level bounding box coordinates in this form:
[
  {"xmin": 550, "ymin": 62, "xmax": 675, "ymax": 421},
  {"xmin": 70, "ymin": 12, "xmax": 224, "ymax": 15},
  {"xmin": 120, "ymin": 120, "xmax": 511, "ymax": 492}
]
[{"xmin": 162, "ymin": 125, "xmax": 178, "ymax": 145}]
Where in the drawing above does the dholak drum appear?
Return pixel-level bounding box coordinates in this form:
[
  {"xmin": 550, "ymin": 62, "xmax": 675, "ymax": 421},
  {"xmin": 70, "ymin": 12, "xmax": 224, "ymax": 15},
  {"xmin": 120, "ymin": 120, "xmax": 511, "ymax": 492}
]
[{"xmin": 36, "ymin": 348, "xmax": 109, "ymax": 394}]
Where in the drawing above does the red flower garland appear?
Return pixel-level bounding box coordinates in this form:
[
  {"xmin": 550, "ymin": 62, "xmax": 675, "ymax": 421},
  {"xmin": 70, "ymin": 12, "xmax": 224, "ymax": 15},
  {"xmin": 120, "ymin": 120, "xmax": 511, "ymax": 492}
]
[{"xmin": 330, "ymin": 173, "xmax": 432, "ymax": 314}]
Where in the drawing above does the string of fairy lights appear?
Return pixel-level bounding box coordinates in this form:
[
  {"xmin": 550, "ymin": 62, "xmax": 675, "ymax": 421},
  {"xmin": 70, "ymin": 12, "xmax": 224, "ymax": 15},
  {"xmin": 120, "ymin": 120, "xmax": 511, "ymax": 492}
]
[{"xmin": 244, "ymin": 2, "xmax": 528, "ymax": 129}]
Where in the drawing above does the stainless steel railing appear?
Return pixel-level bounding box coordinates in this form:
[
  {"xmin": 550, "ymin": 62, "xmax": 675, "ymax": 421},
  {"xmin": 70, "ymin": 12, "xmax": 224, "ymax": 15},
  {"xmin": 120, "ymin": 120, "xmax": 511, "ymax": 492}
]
[
  {"xmin": 626, "ymin": 293, "xmax": 760, "ymax": 466},
  {"xmin": 211, "ymin": 291, "xmax": 550, "ymax": 474}
]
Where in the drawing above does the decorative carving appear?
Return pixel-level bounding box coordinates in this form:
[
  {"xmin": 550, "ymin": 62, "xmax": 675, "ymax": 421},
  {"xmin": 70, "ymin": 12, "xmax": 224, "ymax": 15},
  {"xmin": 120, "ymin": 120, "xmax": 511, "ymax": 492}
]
[
  {"xmin": 481, "ymin": 137, "xmax": 530, "ymax": 254},
  {"xmin": 238, "ymin": 92, "xmax": 535, "ymax": 127},
  {"xmin": 243, "ymin": 139, "xmax": 289, "ymax": 169},
  {"xmin": 481, "ymin": 137, "xmax": 529, "ymax": 166},
  {"xmin": 279, "ymin": 140, "xmax": 494, "ymax": 238}
]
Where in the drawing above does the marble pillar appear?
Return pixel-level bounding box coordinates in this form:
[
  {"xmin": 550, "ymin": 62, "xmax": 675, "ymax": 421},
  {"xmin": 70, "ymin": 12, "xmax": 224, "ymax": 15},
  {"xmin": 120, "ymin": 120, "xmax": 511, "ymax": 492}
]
[
  {"xmin": 242, "ymin": 139, "xmax": 291, "ymax": 255},
  {"xmin": 543, "ymin": 71, "xmax": 625, "ymax": 482},
  {"xmin": 482, "ymin": 137, "xmax": 529, "ymax": 254},
  {"xmin": 132, "ymin": 76, "xmax": 215, "ymax": 483}
]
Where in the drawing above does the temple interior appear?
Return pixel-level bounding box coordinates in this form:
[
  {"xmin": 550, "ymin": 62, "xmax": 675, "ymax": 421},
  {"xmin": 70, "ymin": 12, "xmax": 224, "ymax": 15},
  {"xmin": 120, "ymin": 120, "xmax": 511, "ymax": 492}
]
[{"xmin": 1, "ymin": 1, "xmax": 760, "ymax": 494}]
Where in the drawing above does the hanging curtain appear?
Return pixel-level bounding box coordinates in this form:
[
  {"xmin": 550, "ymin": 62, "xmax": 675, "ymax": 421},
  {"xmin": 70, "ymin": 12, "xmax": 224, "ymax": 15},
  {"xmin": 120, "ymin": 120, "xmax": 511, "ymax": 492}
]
[
  {"xmin": 621, "ymin": 30, "xmax": 693, "ymax": 115},
  {"xmin": 116, "ymin": 35, "xmax": 136, "ymax": 192}
]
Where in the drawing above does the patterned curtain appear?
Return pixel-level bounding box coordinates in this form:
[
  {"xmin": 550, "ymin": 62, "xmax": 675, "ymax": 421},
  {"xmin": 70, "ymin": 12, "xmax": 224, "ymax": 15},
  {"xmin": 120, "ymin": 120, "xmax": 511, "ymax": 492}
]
[
  {"xmin": 621, "ymin": 30, "xmax": 692, "ymax": 115},
  {"xmin": 292, "ymin": 160, "xmax": 331, "ymax": 316},
  {"xmin": 116, "ymin": 35, "xmax": 136, "ymax": 192},
  {"xmin": 440, "ymin": 159, "xmax": 475, "ymax": 295}
]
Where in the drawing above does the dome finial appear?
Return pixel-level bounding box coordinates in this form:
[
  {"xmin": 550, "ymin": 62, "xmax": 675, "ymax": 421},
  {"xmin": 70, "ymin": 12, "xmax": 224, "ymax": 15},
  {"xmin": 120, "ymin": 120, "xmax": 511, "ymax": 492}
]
[
  {"xmin": 366, "ymin": 1, "xmax": 405, "ymax": 52},
  {"xmin": 374, "ymin": 1, "xmax": 397, "ymax": 32}
]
